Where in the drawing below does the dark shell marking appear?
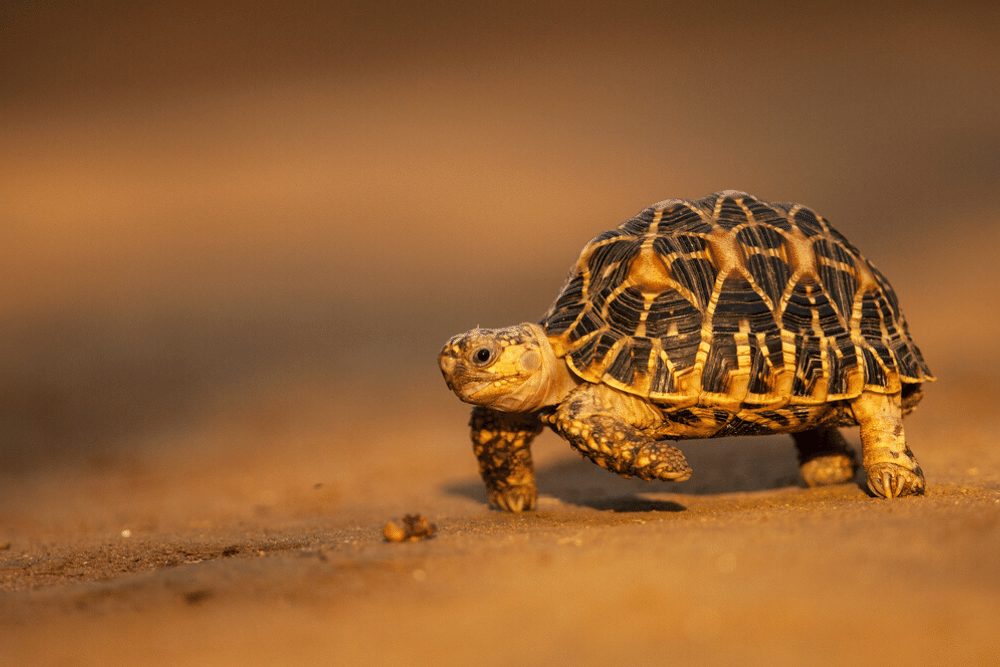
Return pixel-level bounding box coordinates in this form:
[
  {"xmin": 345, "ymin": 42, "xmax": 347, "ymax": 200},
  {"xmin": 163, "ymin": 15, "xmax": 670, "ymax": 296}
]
[{"xmin": 542, "ymin": 191, "xmax": 932, "ymax": 410}]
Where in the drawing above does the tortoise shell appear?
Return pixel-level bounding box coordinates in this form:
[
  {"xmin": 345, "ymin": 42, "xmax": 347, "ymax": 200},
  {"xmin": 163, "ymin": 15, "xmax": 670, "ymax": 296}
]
[{"xmin": 541, "ymin": 191, "xmax": 932, "ymax": 408}]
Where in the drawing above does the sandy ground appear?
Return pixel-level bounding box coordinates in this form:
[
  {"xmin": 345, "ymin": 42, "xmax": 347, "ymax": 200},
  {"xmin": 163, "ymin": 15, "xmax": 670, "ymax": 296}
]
[
  {"xmin": 2, "ymin": 369, "xmax": 999, "ymax": 665},
  {"xmin": 2, "ymin": 3, "xmax": 1000, "ymax": 665}
]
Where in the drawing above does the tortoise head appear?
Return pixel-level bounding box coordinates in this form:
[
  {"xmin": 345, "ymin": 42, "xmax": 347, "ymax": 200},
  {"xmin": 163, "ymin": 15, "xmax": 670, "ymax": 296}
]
[{"xmin": 439, "ymin": 323, "xmax": 576, "ymax": 412}]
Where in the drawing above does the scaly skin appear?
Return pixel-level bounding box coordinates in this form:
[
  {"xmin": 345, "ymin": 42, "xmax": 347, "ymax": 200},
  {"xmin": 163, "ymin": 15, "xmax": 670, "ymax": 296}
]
[
  {"xmin": 469, "ymin": 406, "xmax": 543, "ymax": 512},
  {"xmin": 548, "ymin": 384, "xmax": 692, "ymax": 482},
  {"xmin": 792, "ymin": 427, "xmax": 858, "ymax": 488},
  {"xmin": 852, "ymin": 391, "xmax": 925, "ymax": 498}
]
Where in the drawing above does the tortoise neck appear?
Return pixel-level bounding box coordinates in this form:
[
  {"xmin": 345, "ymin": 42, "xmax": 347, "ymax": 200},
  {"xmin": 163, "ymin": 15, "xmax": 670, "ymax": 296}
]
[{"xmin": 522, "ymin": 323, "xmax": 579, "ymax": 410}]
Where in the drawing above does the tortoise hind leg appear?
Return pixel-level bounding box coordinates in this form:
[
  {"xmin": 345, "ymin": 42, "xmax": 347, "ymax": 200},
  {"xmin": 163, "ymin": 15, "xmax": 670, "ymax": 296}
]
[
  {"xmin": 851, "ymin": 391, "xmax": 925, "ymax": 498},
  {"xmin": 792, "ymin": 427, "xmax": 858, "ymax": 488}
]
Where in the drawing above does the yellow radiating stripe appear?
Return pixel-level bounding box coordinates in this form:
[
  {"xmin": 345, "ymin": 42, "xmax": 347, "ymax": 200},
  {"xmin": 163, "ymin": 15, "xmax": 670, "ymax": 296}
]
[
  {"xmin": 848, "ymin": 286, "xmax": 868, "ymax": 389},
  {"xmin": 659, "ymin": 263, "xmax": 702, "ymax": 314},
  {"xmin": 607, "ymin": 207, "xmax": 665, "ymax": 335},
  {"xmin": 635, "ymin": 291, "xmax": 654, "ymax": 338},
  {"xmin": 735, "ymin": 318, "xmax": 751, "ymax": 371},
  {"xmin": 815, "ymin": 214, "xmax": 832, "ymax": 235},
  {"xmin": 826, "ymin": 344, "xmax": 854, "ymax": 401},
  {"xmin": 735, "ymin": 264, "xmax": 777, "ymax": 313},
  {"xmin": 691, "ymin": 269, "xmax": 727, "ymax": 394},
  {"xmin": 680, "ymin": 200, "xmax": 711, "ymax": 225},
  {"xmin": 660, "ymin": 348, "xmax": 678, "ymax": 376},
  {"xmin": 781, "ymin": 329, "xmax": 797, "ymax": 374},
  {"xmin": 650, "ymin": 207, "xmax": 665, "ymax": 235},
  {"xmin": 815, "ymin": 334, "xmax": 831, "ymax": 402},
  {"xmin": 814, "ymin": 259, "xmax": 853, "ymax": 330},
  {"xmin": 817, "ymin": 255, "xmax": 856, "ymax": 274},
  {"xmin": 731, "ymin": 195, "xmax": 757, "ymax": 233},
  {"xmin": 711, "ymin": 193, "xmax": 725, "ymax": 228},
  {"xmin": 597, "ymin": 336, "xmax": 626, "ymax": 378},
  {"xmin": 600, "ymin": 279, "xmax": 636, "ymax": 321},
  {"xmin": 648, "ymin": 339, "xmax": 663, "ymax": 378},
  {"xmin": 875, "ymin": 295, "xmax": 902, "ymax": 393},
  {"xmin": 777, "ymin": 268, "xmax": 802, "ymax": 319}
]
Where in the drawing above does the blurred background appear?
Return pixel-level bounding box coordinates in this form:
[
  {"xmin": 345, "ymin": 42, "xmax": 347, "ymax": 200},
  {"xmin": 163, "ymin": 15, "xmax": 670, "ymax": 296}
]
[{"xmin": 1, "ymin": 1, "xmax": 998, "ymax": 526}]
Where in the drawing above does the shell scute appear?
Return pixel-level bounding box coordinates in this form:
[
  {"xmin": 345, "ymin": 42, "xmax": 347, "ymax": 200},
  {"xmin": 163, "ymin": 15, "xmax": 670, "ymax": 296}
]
[
  {"xmin": 658, "ymin": 201, "xmax": 714, "ymax": 233},
  {"xmin": 716, "ymin": 196, "xmax": 751, "ymax": 230},
  {"xmin": 543, "ymin": 274, "xmax": 584, "ymax": 335},
  {"xmin": 702, "ymin": 337, "xmax": 738, "ymax": 394},
  {"xmin": 735, "ymin": 224, "xmax": 785, "ymax": 249},
  {"xmin": 813, "ymin": 237, "xmax": 855, "ymax": 265},
  {"xmin": 645, "ymin": 289, "xmax": 700, "ymax": 336},
  {"xmin": 604, "ymin": 286, "xmax": 645, "ymax": 333},
  {"xmin": 667, "ymin": 257, "xmax": 717, "ymax": 310},
  {"xmin": 621, "ymin": 209, "xmax": 656, "ymax": 234},
  {"xmin": 818, "ymin": 263, "xmax": 857, "ymax": 325},
  {"xmin": 745, "ymin": 254, "xmax": 790, "ymax": 311},
  {"xmin": 792, "ymin": 207, "xmax": 827, "ymax": 237},
  {"xmin": 650, "ymin": 356, "xmax": 676, "ymax": 395},
  {"xmin": 791, "ymin": 334, "xmax": 826, "ymax": 400},
  {"xmin": 744, "ymin": 199, "xmax": 793, "ymax": 231}
]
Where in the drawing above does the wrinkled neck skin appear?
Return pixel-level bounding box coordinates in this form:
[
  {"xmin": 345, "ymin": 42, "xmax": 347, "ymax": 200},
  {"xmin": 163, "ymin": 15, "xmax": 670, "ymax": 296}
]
[{"xmin": 490, "ymin": 323, "xmax": 579, "ymax": 413}]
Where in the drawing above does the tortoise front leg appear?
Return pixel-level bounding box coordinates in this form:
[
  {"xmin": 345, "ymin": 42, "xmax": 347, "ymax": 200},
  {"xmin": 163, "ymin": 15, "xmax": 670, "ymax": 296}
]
[
  {"xmin": 852, "ymin": 391, "xmax": 925, "ymax": 498},
  {"xmin": 469, "ymin": 406, "xmax": 543, "ymax": 512},
  {"xmin": 550, "ymin": 385, "xmax": 692, "ymax": 482}
]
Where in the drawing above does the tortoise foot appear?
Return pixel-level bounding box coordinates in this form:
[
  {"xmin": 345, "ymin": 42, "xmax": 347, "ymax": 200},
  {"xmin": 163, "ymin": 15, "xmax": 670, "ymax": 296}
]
[
  {"xmin": 866, "ymin": 462, "xmax": 925, "ymax": 499},
  {"xmin": 488, "ymin": 484, "xmax": 537, "ymax": 512},
  {"xmin": 632, "ymin": 441, "xmax": 693, "ymax": 482},
  {"xmin": 800, "ymin": 453, "xmax": 856, "ymax": 488}
]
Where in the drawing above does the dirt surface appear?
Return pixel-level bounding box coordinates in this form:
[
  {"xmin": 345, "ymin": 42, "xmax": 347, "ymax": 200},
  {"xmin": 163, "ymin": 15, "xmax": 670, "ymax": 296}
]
[
  {"xmin": 2, "ymin": 379, "xmax": 999, "ymax": 665},
  {"xmin": 2, "ymin": 3, "xmax": 1000, "ymax": 665}
]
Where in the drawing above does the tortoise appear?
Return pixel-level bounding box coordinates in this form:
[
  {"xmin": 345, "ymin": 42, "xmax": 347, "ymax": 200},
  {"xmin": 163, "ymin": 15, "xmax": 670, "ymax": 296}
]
[{"xmin": 438, "ymin": 191, "xmax": 933, "ymax": 511}]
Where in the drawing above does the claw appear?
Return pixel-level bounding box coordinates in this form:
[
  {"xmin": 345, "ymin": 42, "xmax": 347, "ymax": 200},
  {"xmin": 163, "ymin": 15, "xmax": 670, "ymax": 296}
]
[
  {"xmin": 631, "ymin": 442, "xmax": 692, "ymax": 482},
  {"xmin": 883, "ymin": 471, "xmax": 896, "ymax": 498},
  {"xmin": 489, "ymin": 486, "xmax": 536, "ymax": 513},
  {"xmin": 866, "ymin": 462, "xmax": 924, "ymax": 499},
  {"xmin": 656, "ymin": 463, "xmax": 693, "ymax": 482}
]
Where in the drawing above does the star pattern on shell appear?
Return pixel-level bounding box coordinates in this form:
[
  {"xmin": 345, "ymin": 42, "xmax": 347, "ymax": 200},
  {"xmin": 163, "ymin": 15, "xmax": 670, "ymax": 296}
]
[{"xmin": 541, "ymin": 191, "xmax": 933, "ymax": 410}]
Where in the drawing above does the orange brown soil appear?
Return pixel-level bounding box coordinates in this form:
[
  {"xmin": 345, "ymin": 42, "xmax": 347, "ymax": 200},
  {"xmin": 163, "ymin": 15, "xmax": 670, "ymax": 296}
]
[{"xmin": 2, "ymin": 378, "xmax": 999, "ymax": 664}]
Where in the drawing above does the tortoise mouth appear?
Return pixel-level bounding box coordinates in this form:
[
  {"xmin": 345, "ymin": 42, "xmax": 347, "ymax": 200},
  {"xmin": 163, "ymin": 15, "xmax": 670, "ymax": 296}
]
[
  {"xmin": 439, "ymin": 349, "xmax": 533, "ymax": 405},
  {"xmin": 446, "ymin": 366, "xmax": 529, "ymax": 402},
  {"xmin": 464, "ymin": 379, "xmax": 497, "ymax": 401}
]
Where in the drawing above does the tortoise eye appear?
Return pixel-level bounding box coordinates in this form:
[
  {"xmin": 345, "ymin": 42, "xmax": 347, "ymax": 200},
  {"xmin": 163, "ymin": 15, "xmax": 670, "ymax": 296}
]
[{"xmin": 474, "ymin": 348, "xmax": 493, "ymax": 365}]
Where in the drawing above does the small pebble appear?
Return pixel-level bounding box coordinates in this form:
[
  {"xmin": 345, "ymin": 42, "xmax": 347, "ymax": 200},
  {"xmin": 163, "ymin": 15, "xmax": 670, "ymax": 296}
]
[
  {"xmin": 383, "ymin": 521, "xmax": 407, "ymax": 542},
  {"xmin": 383, "ymin": 514, "xmax": 437, "ymax": 542}
]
